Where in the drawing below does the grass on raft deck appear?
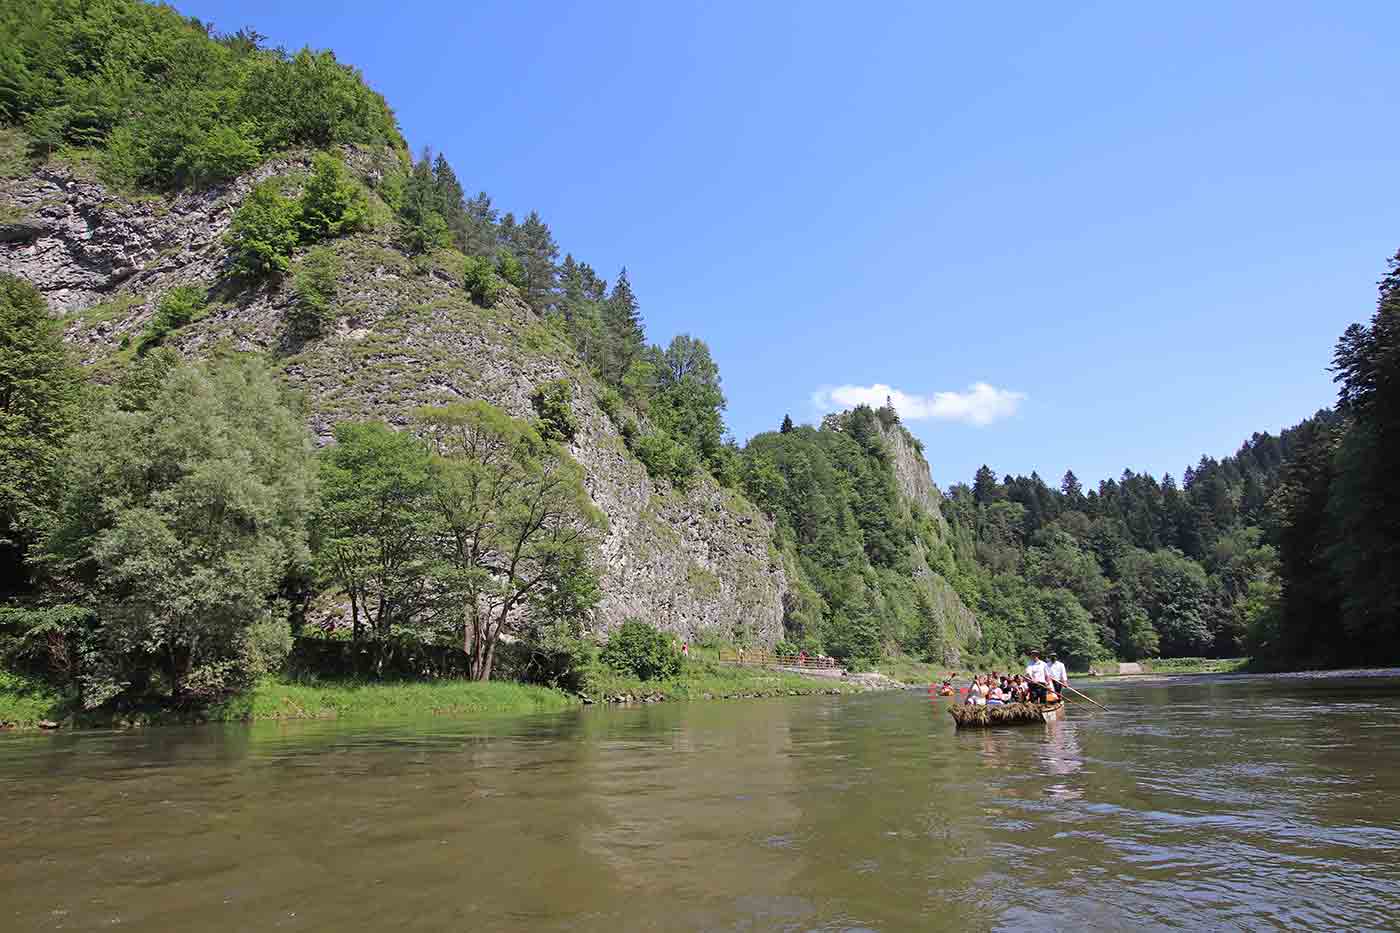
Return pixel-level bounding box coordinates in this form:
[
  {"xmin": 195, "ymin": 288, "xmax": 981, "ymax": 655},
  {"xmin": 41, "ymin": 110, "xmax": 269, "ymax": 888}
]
[{"xmin": 948, "ymin": 701, "xmax": 1057, "ymax": 727}]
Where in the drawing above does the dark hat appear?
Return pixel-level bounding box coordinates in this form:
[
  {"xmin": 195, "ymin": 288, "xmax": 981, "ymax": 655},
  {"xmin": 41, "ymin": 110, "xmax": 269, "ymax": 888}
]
[
  {"xmin": 1050, "ymin": 653, "xmax": 1059, "ymax": 660},
  {"xmin": 1029, "ymin": 649, "xmax": 1040, "ymax": 657}
]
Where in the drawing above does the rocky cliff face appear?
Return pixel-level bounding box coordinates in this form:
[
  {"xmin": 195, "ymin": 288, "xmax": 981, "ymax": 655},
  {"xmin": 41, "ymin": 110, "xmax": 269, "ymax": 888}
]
[
  {"xmin": 872, "ymin": 418, "xmax": 949, "ymax": 533},
  {"xmin": 0, "ymin": 152, "xmax": 788, "ymax": 646}
]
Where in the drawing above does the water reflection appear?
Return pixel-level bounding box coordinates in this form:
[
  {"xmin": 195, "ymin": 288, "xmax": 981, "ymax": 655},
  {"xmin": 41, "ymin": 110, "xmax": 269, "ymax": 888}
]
[{"xmin": 3, "ymin": 677, "xmax": 1400, "ymax": 931}]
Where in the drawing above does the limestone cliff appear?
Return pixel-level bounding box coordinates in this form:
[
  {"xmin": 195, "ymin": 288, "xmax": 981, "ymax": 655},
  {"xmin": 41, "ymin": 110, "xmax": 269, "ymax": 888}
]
[{"xmin": 0, "ymin": 151, "xmax": 788, "ymax": 646}]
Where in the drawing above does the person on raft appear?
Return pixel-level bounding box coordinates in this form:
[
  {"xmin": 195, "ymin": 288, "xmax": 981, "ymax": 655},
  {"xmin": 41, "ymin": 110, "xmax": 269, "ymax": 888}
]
[
  {"xmin": 1025, "ymin": 650, "xmax": 1051, "ymax": 702},
  {"xmin": 1047, "ymin": 653, "xmax": 1069, "ymax": 699}
]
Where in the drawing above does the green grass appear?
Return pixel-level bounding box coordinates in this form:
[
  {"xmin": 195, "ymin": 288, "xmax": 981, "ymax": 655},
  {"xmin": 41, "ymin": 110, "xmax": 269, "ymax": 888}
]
[
  {"xmin": 874, "ymin": 655, "xmax": 947, "ymax": 685},
  {"xmin": 0, "ymin": 126, "xmax": 34, "ymax": 179},
  {"xmin": 67, "ymin": 292, "xmax": 144, "ymax": 326},
  {"xmin": 1, "ymin": 675, "xmax": 577, "ymax": 730},
  {"xmin": 1069, "ymin": 657, "xmax": 1253, "ymax": 677},
  {"xmin": 582, "ymin": 658, "xmax": 865, "ymax": 702},
  {"xmin": 214, "ymin": 678, "xmax": 578, "ymax": 720},
  {"xmin": 1140, "ymin": 657, "xmax": 1251, "ymax": 675},
  {"xmin": 0, "ymin": 670, "xmax": 73, "ymax": 727}
]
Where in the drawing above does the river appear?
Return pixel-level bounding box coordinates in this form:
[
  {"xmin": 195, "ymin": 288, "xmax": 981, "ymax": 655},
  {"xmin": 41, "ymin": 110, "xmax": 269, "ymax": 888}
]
[{"xmin": 3, "ymin": 673, "xmax": 1400, "ymax": 931}]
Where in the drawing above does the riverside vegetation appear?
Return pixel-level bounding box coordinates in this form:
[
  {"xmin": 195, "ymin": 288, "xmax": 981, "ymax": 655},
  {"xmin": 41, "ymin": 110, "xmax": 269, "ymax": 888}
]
[{"xmin": 2, "ymin": 1, "xmax": 1398, "ymax": 727}]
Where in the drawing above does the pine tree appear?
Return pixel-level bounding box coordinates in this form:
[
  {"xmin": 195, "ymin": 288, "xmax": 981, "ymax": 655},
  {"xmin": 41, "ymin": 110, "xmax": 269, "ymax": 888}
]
[
  {"xmin": 601, "ymin": 267, "xmax": 645, "ymax": 385},
  {"xmin": 462, "ymin": 192, "xmax": 498, "ymax": 257},
  {"xmin": 781, "ymin": 414, "xmax": 794, "ymax": 433},
  {"xmin": 431, "ymin": 152, "xmax": 468, "ymax": 249},
  {"xmin": 497, "ymin": 212, "xmax": 518, "ymax": 256},
  {"xmin": 397, "ymin": 150, "xmax": 448, "ymax": 254},
  {"xmin": 1060, "ymin": 469, "xmax": 1083, "ymax": 500},
  {"xmin": 516, "ymin": 210, "xmax": 559, "ymax": 311},
  {"xmin": 973, "ymin": 465, "xmax": 1000, "ymax": 505}
]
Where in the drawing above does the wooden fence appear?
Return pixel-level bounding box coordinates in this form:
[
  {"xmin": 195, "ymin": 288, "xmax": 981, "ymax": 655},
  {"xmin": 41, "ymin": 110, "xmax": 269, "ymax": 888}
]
[{"xmin": 716, "ymin": 648, "xmax": 841, "ymax": 671}]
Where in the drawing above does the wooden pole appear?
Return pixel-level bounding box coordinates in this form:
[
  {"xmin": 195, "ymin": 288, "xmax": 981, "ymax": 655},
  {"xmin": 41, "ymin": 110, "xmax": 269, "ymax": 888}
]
[{"xmin": 1058, "ymin": 682, "xmax": 1107, "ymax": 710}]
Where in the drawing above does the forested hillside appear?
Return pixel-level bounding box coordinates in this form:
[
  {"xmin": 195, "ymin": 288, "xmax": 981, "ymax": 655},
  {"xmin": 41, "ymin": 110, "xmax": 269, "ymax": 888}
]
[
  {"xmin": 937, "ymin": 413, "xmax": 1335, "ymax": 668},
  {"xmin": 739, "ymin": 406, "xmax": 977, "ymax": 667}
]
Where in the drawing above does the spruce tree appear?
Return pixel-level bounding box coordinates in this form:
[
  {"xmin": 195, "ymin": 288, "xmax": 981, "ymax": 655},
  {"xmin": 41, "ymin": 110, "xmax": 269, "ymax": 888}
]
[
  {"xmin": 1060, "ymin": 469, "xmax": 1083, "ymax": 500},
  {"xmin": 517, "ymin": 210, "xmax": 559, "ymax": 311},
  {"xmin": 781, "ymin": 414, "xmax": 794, "ymax": 433},
  {"xmin": 497, "ymin": 212, "xmax": 518, "ymax": 257},
  {"xmin": 431, "ymin": 152, "xmax": 468, "ymax": 249},
  {"xmin": 602, "ymin": 267, "xmax": 645, "ymax": 385},
  {"xmin": 973, "ymin": 465, "xmax": 1000, "ymax": 504},
  {"xmin": 462, "ymin": 192, "xmax": 498, "ymax": 257}
]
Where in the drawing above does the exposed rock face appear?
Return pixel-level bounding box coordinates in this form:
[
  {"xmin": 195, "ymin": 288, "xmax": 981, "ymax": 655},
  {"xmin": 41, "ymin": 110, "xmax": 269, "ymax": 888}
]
[
  {"xmin": 871, "ymin": 417, "xmax": 949, "ymax": 535},
  {"xmin": 0, "ymin": 155, "xmax": 787, "ymax": 646}
]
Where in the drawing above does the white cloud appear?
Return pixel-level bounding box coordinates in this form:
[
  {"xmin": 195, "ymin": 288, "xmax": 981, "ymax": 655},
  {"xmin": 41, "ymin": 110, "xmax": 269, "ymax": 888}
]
[{"xmin": 810, "ymin": 382, "xmax": 1026, "ymax": 427}]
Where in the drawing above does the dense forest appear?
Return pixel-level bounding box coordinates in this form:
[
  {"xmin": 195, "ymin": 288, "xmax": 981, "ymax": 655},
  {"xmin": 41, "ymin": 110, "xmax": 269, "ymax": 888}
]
[
  {"xmin": 937, "ymin": 413, "xmax": 1333, "ymax": 668},
  {"xmin": 1, "ymin": 1, "xmax": 1397, "ymax": 715}
]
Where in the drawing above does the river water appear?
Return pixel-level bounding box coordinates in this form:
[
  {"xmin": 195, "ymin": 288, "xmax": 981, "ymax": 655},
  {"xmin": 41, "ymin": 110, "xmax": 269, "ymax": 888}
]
[{"xmin": 3, "ymin": 673, "xmax": 1400, "ymax": 932}]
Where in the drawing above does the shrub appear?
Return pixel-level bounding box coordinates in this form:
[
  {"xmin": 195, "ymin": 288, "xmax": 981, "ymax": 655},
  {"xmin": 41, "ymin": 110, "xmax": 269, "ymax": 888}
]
[
  {"xmin": 227, "ymin": 182, "xmax": 299, "ymax": 278},
  {"xmin": 138, "ymin": 285, "xmax": 207, "ymax": 354},
  {"xmin": 180, "ymin": 122, "xmax": 262, "ymax": 188},
  {"xmin": 597, "ymin": 387, "xmax": 623, "ymax": 424},
  {"xmin": 463, "ymin": 254, "xmax": 502, "ymax": 305},
  {"xmin": 496, "ymin": 251, "xmax": 526, "ymax": 288},
  {"xmin": 296, "ymin": 153, "xmax": 368, "ymax": 242},
  {"xmin": 633, "ymin": 431, "xmax": 698, "ymax": 489},
  {"xmin": 530, "ymin": 379, "xmax": 577, "ymax": 442},
  {"xmin": 399, "ymin": 209, "xmax": 448, "ymax": 256},
  {"xmin": 288, "ymin": 247, "xmax": 339, "ymax": 340},
  {"xmin": 599, "ymin": 620, "xmax": 681, "ymax": 681}
]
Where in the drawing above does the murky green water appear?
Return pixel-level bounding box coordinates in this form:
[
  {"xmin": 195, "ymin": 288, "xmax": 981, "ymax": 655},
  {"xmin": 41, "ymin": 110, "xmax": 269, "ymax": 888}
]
[{"xmin": 3, "ymin": 674, "xmax": 1400, "ymax": 931}]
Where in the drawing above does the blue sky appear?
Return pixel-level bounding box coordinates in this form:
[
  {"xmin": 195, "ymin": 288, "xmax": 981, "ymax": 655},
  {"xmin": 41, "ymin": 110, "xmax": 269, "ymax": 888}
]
[{"xmin": 183, "ymin": 0, "xmax": 1398, "ymax": 488}]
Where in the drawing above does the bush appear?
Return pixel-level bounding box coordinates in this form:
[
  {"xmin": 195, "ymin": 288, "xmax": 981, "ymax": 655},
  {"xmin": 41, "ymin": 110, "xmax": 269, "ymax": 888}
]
[
  {"xmin": 297, "ymin": 153, "xmax": 368, "ymax": 242},
  {"xmin": 496, "ymin": 251, "xmax": 526, "ymax": 288},
  {"xmin": 180, "ymin": 121, "xmax": 262, "ymax": 188},
  {"xmin": 463, "ymin": 255, "xmax": 502, "ymax": 306},
  {"xmin": 227, "ymin": 181, "xmax": 299, "ymax": 278},
  {"xmin": 138, "ymin": 285, "xmax": 207, "ymax": 354},
  {"xmin": 599, "ymin": 620, "xmax": 682, "ymax": 681},
  {"xmin": 399, "ymin": 209, "xmax": 448, "ymax": 256},
  {"xmin": 288, "ymin": 246, "xmax": 339, "ymax": 340},
  {"xmin": 633, "ymin": 431, "xmax": 698, "ymax": 489},
  {"xmin": 598, "ymin": 387, "xmax": 623, "ymax": 424},
  {"xmin": 530, "ymin": 379, "xmax": 577, "ymax": 442}
]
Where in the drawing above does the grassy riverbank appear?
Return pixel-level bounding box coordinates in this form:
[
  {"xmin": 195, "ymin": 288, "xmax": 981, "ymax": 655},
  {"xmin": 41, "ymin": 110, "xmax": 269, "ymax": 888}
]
[
  {"xmin": 1070, "ymin": 657, "xmax": 1254, "ymax": 677},
  {"xmin": 0, "ymin": 673, "xmax": 579, "ymax": 730},
  {"xmin": 581, "ymin": 659, "xmax": 867, "ymax": 702},
  {"xmin": 2, "ymin": 661, "xmax": 874, "ymax": 731},
  {"xmin": 0, "ymin": 670, "xmax": 69, "ymax": 729}
]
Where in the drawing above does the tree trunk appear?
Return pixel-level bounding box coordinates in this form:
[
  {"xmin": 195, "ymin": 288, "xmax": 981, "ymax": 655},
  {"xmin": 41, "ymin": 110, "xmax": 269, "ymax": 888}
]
[
  {"xmin": 167, "ymin": 643, "xmax": 192, "ymax": 702},
  {"xmin": 480, "ymin": 637, "xmax": 496, "ymax": 682}
]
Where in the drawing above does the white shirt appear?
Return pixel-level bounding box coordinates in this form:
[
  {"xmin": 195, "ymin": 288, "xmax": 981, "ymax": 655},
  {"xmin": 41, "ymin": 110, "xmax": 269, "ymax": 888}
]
[
  {"xmin": 1048, "ymin": 661, "xmax": 1068, "ymax": 684},
  {"xmin": 1026, "ymin": 660, "xmax": 1049, "ymax": 684}
]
